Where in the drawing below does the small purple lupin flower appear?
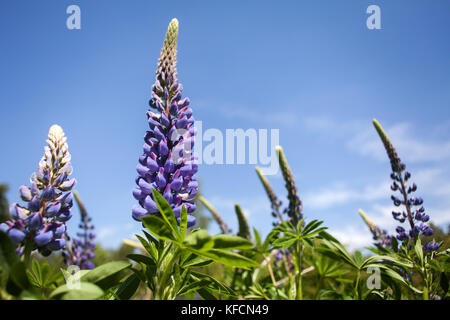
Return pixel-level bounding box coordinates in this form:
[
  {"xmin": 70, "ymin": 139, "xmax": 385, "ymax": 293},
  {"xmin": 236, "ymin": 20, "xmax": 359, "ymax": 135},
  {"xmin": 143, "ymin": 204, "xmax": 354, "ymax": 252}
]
[
  {"xmin": 63, "ymin": 191, "xmax": 96, "ymax": 270},
  {"xmin": 0, "ymin": 125, "xmax": 76, "ymax": 256},
  {"xmin": 132, "ymin": 18, "xmax": 198, "ymax": 227},
  {"xmin": 373, "ymin": 119, "xmax": 438, "ymax": 252}
]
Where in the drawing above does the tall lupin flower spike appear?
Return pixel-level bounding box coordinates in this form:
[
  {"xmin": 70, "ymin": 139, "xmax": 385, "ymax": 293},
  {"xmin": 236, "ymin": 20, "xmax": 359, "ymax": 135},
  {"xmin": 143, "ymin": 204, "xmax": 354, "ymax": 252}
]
[
  {"xmin": 256, "ymin": 166, "xmax": 283, "ymax": 226},
  {"xmin": 63, "ymin": 191, "xmax": 96, "ymax": 270},
  {"xmin": 373, "ymin": 119, "xmax": 438, "ymax": 252},
  {"xmin": 276, "ymin": 146, "xmax": 303, "ymax": 227},
  {"xmin": 358, "ymin": 209, "xmax": 392, "ymax": 248},
  {"xmin": 132, "ymin": 18, "xmax": 198, "ymax": 227},
  {"xmin": 0, "ymin": 125, "xmax": 76, "ymax": 257}
]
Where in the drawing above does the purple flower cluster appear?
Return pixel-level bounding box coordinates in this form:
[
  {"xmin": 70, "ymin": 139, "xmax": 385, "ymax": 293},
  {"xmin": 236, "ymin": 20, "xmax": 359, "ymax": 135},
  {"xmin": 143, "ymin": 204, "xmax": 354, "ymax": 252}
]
[
  {"xmin": 132, "ymin": 19, "xmax": 198, "ymax": 227},
  {"xmin": 274, "ymin": 248, "xmax": 293, "ymax": 270},
  {"xmin": 63, "ymin": 192, "xmax": 96, "ymax": 270},
  {"xmin": 0, "ymin": 125, "xmax": 76, "ymax": 256},
  {"xmin": 373, "ymin": 120, "xmax": 438, "ymax": 252}
]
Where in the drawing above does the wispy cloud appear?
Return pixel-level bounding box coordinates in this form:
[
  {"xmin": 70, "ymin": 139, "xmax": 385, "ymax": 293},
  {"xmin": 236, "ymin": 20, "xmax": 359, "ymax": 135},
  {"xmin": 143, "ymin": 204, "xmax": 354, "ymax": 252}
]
[
  {"xmin": 302, "ymin": 115, "xmax": 450, "ymax": 163},
  {"xmin": 349, "ymin": 122, "xmax": 450, "ymax": 163},
  {"xmin": 303, "ymin": 180, "xmax": 389, "ymax": 210}
]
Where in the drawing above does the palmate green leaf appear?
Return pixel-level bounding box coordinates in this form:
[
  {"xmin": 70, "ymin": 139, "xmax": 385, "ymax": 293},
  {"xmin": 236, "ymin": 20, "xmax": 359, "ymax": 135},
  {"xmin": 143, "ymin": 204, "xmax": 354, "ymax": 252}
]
[
  {"xmin": 354, "ymin": 251, "xmax": 364, "ymax": 266},
  {"xmin": 50, "ymin": 282, "xmax": 104, "ymax": 300},
  {"xmin": 181, "ymin": 255, "xmax": 214, "ymax": 268},
  {"xmin": 212, "ymin": 234, "xmax": 253, "ymax": 250},
  {"xmin": 81, "ymin": 261, "xmax": 131, "ymax": 290},
  {"xmin": 115, "ymin": 274, "xmax": 140, "ymax": 300},
  {"xmin": 142, "ymin": 215, "xmax": 177, "ymax": 242},
  {"xmin": 190, "ymin": 271, "xmax": 235, "ymax": 296},
  {"xmin": 377, "ymin": 265, "xmax": 423, "ymax": 294},
  {"xmin": 152, "ymin": 189, "xmax": 181, "ymax": 240},
  {"xmin": 180, "ymin": 205, "xmax": 188, "ymax": 240},
  {"xmin": 253, "ymin": 228, "xmax": 262, "ymax": 251},
  {"xmin": 317, "ymin": 239, "xmax": 358, "ymax": 269},
  {"xmin": 197, "ymin": 287, "xmax": 217, "ymax": 300},
  {"xmin": 31, "ymin": 260, "xmax": 42, "ymax": 286},
  {"xmin": 135, "ymin": 234, "xmax": 158, "ymax": 261},
  {"xmin": 361, "ymin": 255, "xmax": 413, "ymax": 270},
  {"xmin": 177, "ymin": 279, "xmax": 211, "ymax": 296},
  {"xmin": 414, "ymin": 237, "xmax": 424, "ymax": 266},
  {"xmin": 302, "ymin": 219, "xmax": 323, "ymax": 235},
  {"xmin": 272, "ymin": 236, "xmax": 297, "ymax": 250},
  {"xmin": 127, "ymin": 254, "xmax": 156, "ymax": 267},
  {"xmin": 183, "ymin": 229, "xmax": 214, "ymax": 251},
  {"xmin": 188, "ymin": 248, "xmax": 258, "ymax": 270}
]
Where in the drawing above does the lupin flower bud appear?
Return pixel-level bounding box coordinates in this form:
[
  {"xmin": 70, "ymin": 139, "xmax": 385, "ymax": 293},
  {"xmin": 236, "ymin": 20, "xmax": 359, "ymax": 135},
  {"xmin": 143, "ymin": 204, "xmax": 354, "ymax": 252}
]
[
  {"xmin": 256, "ymin": 167, "xmax": 283, "ymax": 224},
  {"xmin": 132, "ymin": 18, "xmax": 198, "ymax": 227},
  {"xmin": 276, "ymin": 146, "xmax": 303, "ymax": 227},
  {"xmin": 1, "ymin": 125, "xmax": 76, "ymax": 256},
  {"xmin": 373, "ymin": 119, "xmax": 438, "ymax": 251},
  {"xmin": 358, "ymin": 209, "xmax": 392, "ymax": 248},
  {"xmin": 63, "ymin": 192, "xmax": 96, "ymax": 270}
]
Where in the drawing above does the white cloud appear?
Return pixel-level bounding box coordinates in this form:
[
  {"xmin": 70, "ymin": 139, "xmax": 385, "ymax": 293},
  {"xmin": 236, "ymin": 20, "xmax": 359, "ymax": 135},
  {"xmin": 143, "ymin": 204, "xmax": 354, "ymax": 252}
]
[
  {"xmin": 97, "ymin": 226, "xmax": 117, "ymax": 240},
  {"xmin": 303, "ymin": 180, "xmax": 390, "ymax": 210},
  {"xmin": 303, "ymin": 116, "xmax": 450, "ymax": 164},
  {"xmin": 328, "ymin": 225, "xmax": 373, "ymax": 251}
]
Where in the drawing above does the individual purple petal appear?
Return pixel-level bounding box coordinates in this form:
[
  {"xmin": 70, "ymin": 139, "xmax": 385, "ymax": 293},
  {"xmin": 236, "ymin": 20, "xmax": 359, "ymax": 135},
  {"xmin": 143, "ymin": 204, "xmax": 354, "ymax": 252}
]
[
  {"xmin": 59, "ymin": 178, "xmax": 77, "ymax": 191},
  {"xmin": 132, "ymin": 205, "xmax": 149, "ymax": 221},
  {"xmin": 46, "ymin": 202, "xmax": 62, "ymax": 217},
  {"xmin": 186, "ymin": 215, "xmax": 196, "ymax": 228},
  {"xmin": 47, "ymin": 239, "xmax": 66, "ymax": 251},
  {"xmin": 41, "ymin": 185, "xmax": 56, "ymax": 200},
  {"xmin": 26, "ymin": 212, "xmax": 43, "ymax": 230},
  {"xmin": 143, "ymin": 196, "xmax": 159, "ymax": 213},
  {"xmin": 19, "ymin": 185, "xmax": 32, "ymax": 201},
  {"xmin": 35, "ymin": 231, "xmax": 53, "ymax": 246},
  {"xmin": 156, "ymin": 169, "xmax": 167, "ymax": 188}
]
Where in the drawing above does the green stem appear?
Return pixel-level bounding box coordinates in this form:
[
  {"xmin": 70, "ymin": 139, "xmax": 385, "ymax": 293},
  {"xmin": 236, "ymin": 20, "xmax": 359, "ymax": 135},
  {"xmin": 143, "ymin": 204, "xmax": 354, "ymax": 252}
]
[
  {"xmin": 156, "ymin": 245, "xmax": 180, "ymax": 300},
  {"xmin": 22, "ymin": 239, "xmax": 33, "ymax": 268},
  {"xmin": 294, "ymin": 241, "xmax": 303, "ymax": 300},
  {"xmin": 354, "ymin": 270, "xmax": 361, "ymax": 300},
  {"xmin": 423, "ymin": 269, "xmax": 429, "ymax": 300}
]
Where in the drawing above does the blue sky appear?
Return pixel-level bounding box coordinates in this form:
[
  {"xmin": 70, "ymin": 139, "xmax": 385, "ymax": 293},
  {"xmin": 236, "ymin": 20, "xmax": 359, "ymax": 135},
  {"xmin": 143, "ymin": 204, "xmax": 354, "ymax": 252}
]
[{"xmin": 1, "ymin": 0, "xmax": 449, "ymax": 250}]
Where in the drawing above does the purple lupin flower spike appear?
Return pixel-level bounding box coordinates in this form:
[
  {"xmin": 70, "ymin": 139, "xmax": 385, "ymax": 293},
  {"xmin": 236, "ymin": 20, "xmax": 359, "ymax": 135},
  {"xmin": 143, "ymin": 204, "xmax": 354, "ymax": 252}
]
[
  {"xmin": 0, "ymin": 125, "xmax": 76, "ymax": 256},
  {"xmin": 373, "ymin": 119, "xmax": 438, "ymax": 252},
  {"xmin": 63, "ymin": 191, "xmax": 96, "ymax": 270},
  {"xmin": 132, "ymin": 18, "xmax": 198, "ymax": 227}
]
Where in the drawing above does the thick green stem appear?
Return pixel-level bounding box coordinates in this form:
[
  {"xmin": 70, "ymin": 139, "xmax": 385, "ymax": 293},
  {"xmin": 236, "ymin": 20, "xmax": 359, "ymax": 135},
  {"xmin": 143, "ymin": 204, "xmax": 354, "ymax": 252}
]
[
  {"xmin": 22, "ymin": 239, "xmax": 33, "ymax": 268},
  {"xmin": 156, "ymin": 245, "xmax": 180, "ymax": 300},
  {"xmin": 294, "ymin": 241, "xmax": 303, "ymax": 300}
]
